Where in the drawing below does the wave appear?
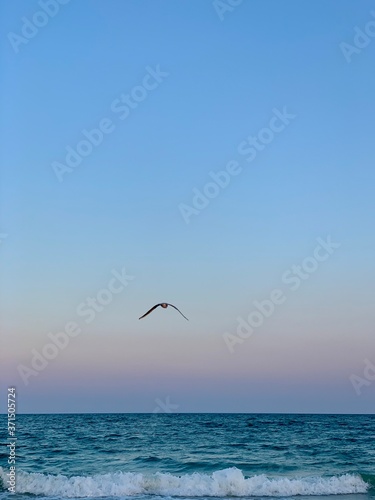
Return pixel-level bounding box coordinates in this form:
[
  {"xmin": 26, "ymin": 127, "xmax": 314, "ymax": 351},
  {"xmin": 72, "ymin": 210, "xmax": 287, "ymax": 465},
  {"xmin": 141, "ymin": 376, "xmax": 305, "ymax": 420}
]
[{"xmin": 0, "ymin": 467, "xmax": 369, "ymax": 498}]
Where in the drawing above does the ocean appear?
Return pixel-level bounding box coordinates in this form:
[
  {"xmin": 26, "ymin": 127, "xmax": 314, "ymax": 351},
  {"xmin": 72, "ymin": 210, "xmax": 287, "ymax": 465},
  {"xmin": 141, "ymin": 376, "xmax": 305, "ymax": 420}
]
[{"xmin": 0, "ymin": 414, "xmax": 374, "ymax": 500}]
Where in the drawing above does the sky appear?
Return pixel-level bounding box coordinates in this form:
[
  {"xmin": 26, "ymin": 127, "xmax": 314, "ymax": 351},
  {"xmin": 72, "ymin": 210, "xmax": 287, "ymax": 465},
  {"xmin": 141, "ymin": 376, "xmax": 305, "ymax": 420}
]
[{"xmin": 0, "ymin": 0, "xmax": 374, "ymax": 414}]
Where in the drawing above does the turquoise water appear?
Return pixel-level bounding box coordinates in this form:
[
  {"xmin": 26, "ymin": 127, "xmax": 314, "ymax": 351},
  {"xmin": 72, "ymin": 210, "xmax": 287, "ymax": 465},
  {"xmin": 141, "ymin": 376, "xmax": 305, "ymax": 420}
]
[{"xmin": 0, "ymin": 414, "xmax": 374, "ymax": 499}]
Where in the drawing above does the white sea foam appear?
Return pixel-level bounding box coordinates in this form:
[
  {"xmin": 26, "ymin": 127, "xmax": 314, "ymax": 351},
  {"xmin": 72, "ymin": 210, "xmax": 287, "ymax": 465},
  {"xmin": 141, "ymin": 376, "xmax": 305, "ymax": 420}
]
[{"xmin": 0, "ymin": 467, "xmax": 369, "ymax": 498}]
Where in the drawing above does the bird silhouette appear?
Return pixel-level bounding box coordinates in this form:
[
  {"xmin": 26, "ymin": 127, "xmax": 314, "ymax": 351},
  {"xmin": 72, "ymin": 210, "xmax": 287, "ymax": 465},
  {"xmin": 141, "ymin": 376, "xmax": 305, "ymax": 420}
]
[{"xmin": 139, "ymin": 303, "xmax": 188, "ymax": 320}]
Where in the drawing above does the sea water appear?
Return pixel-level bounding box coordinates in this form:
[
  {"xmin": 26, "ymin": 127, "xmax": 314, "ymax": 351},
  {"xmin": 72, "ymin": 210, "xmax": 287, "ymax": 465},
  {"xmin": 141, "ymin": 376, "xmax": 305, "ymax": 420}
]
[{"xmin": 0, "ymin": 413, "xmax": 374, "ymax": 499}]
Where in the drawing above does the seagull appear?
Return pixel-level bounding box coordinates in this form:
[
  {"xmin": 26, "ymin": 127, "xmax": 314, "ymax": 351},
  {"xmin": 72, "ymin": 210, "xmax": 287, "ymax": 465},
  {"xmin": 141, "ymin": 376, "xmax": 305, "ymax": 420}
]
[{"xmin": 139, "ymin": 303, "xmax": 189, "ymax": 321}]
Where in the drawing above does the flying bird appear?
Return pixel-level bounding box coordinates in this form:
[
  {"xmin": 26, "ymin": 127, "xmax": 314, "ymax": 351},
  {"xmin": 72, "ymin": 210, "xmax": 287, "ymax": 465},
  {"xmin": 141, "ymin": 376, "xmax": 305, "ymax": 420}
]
[{"xmin": 139, "ymin": 303, "xmax": 189, "ymax": 321}]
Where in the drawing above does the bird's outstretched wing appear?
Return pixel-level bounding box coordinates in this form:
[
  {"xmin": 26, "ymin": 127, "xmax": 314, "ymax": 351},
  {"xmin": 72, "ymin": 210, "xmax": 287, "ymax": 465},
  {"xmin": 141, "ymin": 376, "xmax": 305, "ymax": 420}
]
[
  {"xmin": 139, "ymin": 304, "xmax": 162, "ymax": 319},
  {"xmin": 167, "ymin": 303, "xmax": 189, "ymax": 321}
]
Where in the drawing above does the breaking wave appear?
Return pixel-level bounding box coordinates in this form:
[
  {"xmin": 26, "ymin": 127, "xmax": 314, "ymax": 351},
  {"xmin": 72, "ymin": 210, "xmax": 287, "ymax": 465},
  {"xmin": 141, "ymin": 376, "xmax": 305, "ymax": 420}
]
[{"xmin": 0, "ymin": 467, "xmax": 370, "ymax": 497}]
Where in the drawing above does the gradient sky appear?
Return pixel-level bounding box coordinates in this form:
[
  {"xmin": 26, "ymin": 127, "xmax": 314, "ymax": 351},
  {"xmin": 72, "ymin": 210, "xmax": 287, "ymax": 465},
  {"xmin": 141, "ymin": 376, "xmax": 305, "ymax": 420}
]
[{"xmin": 1, "ymin": 0, "xmax": 374, "ymax": 414}]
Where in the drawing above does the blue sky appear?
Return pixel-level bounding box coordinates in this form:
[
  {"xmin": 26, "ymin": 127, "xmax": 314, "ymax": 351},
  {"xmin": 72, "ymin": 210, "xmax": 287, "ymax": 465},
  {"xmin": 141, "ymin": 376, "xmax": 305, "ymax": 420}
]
[{"xmin": 1, "ymin": 0, "xmax": 374, "ymax": 413}]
